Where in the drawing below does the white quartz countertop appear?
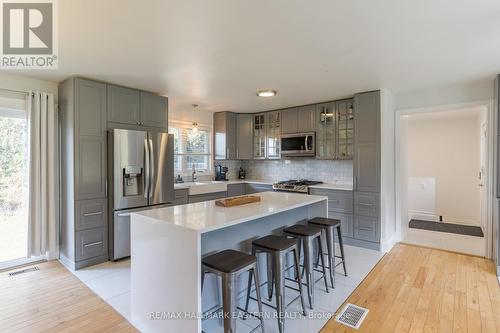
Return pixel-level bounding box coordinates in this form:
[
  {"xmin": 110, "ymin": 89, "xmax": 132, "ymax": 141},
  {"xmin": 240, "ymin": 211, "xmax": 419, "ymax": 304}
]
[
  {"xmin": 174, "ymin": 179, "xmax": 274, "ymax": 189},
  {"xmin": 133, "ymin": 191, "xmax": 327, "ymax": 233}
]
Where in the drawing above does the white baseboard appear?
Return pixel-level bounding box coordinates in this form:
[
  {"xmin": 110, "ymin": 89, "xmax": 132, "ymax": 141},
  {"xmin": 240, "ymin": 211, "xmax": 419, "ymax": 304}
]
[{"xmin": 408, "ymin": 210, "xmax": 437, "ymax": 221}]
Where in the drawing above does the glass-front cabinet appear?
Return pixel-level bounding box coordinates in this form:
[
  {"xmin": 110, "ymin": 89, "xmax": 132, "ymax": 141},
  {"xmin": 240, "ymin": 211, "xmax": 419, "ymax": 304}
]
[
  {"xmin": 253, "ymin": 113, "xmax": 266, "ymax": 159},
  {"xmin": 266, "ymin": 111, "xmax": 281, "ymax": 159},
  {"xmin": 316, "ymin": 102, "xmax": 336, "ymax": 159},
  {"xmin": 336, "ymin": 99, "xmax": 354, "ymax": 159}
]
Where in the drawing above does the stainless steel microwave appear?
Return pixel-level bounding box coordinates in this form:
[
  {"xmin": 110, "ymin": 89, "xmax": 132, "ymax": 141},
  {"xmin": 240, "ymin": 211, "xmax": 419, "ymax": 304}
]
[{"xmin": 281, "ymin": 132, "xmax": 315, "ymax": 157}]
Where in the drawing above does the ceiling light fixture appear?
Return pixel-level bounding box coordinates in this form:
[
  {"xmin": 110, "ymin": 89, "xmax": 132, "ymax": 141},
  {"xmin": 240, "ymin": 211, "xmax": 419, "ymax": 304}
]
[
  {"xmin": 192, "ymin": 122, "xmax": 199, "ymax": 132},
  {"xmin": 256, "ymin": 89, "xmax": 277, "ymax": 97}
]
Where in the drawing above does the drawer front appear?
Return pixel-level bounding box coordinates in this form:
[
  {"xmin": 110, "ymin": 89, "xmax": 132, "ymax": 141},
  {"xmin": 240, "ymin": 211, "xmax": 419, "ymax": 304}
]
[
  {"xmin": 311, "ymin": 188, "xmax": 353, "ymax": 213},
  {"xmin": 75, "ymin": 199, "xmax": 107, "ymax": 231},
  {"xmin": 354, "ymin": 192, "xmax": 380, "ymax": 217},
  {"xmin": 227, "ymin": 184, "xmax": 245, "ymax": 197},
  {"xmin": 174, "ymin": 189, "xmax": 189, "ymax": 205},
  {"xmin": 354, "ymin": 216, "xmax": 379, "ymax": 242},
  {"xmin": 245, "ymin": 183, "xmax": 273, "ymax": 194},
  {"xmin": 327, "ymin": 211, "xmax": 353, "ymax": 238},
  {"xmin": 188, "ymin": 191, "xmax": 227, "ymax": 203},
  {"xmin": 76, "ymin": 227, "xmax": 108, "ymax": 261}
]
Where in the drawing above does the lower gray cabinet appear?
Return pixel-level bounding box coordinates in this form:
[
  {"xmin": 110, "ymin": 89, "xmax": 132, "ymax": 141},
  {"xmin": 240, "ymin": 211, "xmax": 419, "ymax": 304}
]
[
  {"xmin": 75, "ymin": 227, "xmax": 108, "ymax": 261},
  {"xmin": 173, "ymin": 189, "xmax": 189, "ymax": 205},
  {"xmin": 354, "ymin": 216, "xmax": 379, "ymax": 242},
  {"xmin": 245, "ymin": 183, "xmax": 273, "ymax": 194},
  {"xmin": 327, "ymin": 211, "xmax": 354, "ymax": 238},
  {"xmin": 227, "ymin": 183, "xmax": 246, "ymax": 197},
  {"xmin": 75, "ymin": 199, "xmax": 107, "ymax": 231},
  {"xmin": 354, "ymin": 192, "xmax": 379, "ymax": 217},
  {"xmin": 189, "ymin": 191, "xmax": 227, "ymax": 203},
  {"xmin": 310, "ymin": 188, "xmax": 354, "ymax": 238}
]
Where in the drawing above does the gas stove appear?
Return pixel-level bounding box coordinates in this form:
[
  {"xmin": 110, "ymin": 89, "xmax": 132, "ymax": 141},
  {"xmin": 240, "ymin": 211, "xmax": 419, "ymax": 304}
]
[{"xmin": 272, "ymin": 179, "xmax": 323, "ymax": 194}]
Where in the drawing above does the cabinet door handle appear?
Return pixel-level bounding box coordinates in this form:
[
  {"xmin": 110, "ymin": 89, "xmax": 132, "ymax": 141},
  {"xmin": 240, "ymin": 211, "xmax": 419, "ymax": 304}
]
[
  {"xmin": 116, "ymin": 212, "xmax": 131, "ymax": 217},
  {"xmin": 83, "ymin": 211, "xmax": 103, "ymax": 217},
  {"xmin": 359, "ymin": 202, "xmax": 375, "ymax": 207},
  {"xmin": 83, "ymin": 241, "xmax": 103, "ymax": 248}
]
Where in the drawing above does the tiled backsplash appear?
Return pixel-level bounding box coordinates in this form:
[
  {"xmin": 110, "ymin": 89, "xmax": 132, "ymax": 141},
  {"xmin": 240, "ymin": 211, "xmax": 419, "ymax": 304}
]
[{"xmin": 214, "ymin": 159, "xmax": 353, "ymax": 185}]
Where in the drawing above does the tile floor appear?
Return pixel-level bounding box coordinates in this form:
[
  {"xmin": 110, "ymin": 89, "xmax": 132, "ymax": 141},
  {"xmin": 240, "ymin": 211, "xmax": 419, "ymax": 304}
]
[{"xmin": 64, "ymin": 244, "xmax": 384, "ymax": 333}]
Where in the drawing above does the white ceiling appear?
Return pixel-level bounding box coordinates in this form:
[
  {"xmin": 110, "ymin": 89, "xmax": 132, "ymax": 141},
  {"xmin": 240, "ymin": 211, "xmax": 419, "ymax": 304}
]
[{"xmin": 9, "ymin": 0, "xmax": 500, "ymax": 114}]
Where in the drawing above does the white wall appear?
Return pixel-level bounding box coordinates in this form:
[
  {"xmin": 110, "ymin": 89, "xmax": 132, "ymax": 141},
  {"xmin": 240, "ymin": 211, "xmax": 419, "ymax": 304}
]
[
  {"xmin": 168, "ymin": 106, "xmax": 213, "ymax": 126},
  {"xmin": 406, "ymin": 112, "xmax": 481, "ymax": 225},
  {"xmin": 0, "ymin": 73, "xmax": 58, "ymax": 97}
]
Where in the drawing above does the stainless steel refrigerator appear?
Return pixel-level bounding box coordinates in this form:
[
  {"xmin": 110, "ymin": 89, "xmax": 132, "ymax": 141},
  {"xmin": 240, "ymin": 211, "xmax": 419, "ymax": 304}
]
[{"xmin": 109, "ymin": 129, "xmax": 174, "ymax": 260}]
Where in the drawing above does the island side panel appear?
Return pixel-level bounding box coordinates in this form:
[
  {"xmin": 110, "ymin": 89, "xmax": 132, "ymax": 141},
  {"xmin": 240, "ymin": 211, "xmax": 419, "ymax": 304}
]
[
  {"xmin": 131, "ymin": 214, "xmax": 202, "ymax": 333},
  {"xmin": 200, "ymin": 199, "xmax": 327, "ymax": 314}
]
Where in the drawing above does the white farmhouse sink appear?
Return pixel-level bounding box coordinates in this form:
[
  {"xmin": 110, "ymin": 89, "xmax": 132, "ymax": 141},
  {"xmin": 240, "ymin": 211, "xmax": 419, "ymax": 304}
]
[{"xmin": 181, "ymin": 181, "xmax": 228, "ymax": 195}]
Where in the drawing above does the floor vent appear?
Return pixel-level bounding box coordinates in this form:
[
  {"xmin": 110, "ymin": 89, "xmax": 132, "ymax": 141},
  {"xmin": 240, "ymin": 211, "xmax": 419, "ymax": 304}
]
[
  {"xmin": 335, "ymin": 303, "xmax": 369, "ymax": 329},
  {"xmin": 8, "ymin": 266, "xmax": 39, "ymax": 277}
]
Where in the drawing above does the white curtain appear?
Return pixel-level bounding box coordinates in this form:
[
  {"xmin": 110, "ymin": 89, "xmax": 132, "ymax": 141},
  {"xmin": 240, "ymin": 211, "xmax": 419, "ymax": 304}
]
[{"xmin": 27, "ymin": 91, "xmax": 58, "ymax": 259}]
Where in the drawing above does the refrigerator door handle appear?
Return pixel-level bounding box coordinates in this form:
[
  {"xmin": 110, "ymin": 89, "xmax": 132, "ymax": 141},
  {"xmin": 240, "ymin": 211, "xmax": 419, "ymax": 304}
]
[
  {"xmin": 148, "ymin": 138, "xmax": 155, "ymax": 199},
  {"xmin": 144, "ymin": 139, "xmax": 150, "ymax": 199}
]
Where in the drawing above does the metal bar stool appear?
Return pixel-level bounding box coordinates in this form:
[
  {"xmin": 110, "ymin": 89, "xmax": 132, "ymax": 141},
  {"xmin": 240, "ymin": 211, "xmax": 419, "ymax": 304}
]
[
  {"xmin": 244, "ymin": 235, "xmax": 307, "ymax": 333},
  {"xmin": 201, "ymin": 249, "xmax": 265, "ymax": 333},
  {"xmin": 283, "ymin": 224, "xmax": 329, "ymax": 309},
  {"xmin": 309, "ymin": 217, "xmax": 348, "ymax": 288}
]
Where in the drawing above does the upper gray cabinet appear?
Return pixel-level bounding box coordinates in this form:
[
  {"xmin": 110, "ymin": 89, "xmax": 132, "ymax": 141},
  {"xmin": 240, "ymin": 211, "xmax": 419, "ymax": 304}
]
[
  {"xmin": 253, "ymin": 113, "xmax": 266, "ymax": 159},
  {"xmin": 336, "ymin": 99, "xmax": 354, "ymax": 160},
  {"xmin": 107, "ymin": 85, "xmax": 140, "ymax": 125},
  {"xmin": 297, "ymin": 105, "xmax": 316, "ymax": 133},
  {"xmin": 236, "ymin": 113, "xmax": 253, "ymax": 160},
  {"xmin": 214, "ymin": 111, "xmax": 237, "ymax": 160},
  {"xmin": 75, "ymin": 79, "xmax": 107, "ymax": 200},
  {"xmin": 316, "ymin": 102, "xmax": 336, "ymax": 159},
  {"xmin": 107, "ymin": 84, "xmax": 168, "ymax": 129},
  {"xmin": 140, "ymin": 92, "xmax": 168, "ymax": 128},
  {"xmin": 266, "ymin": 111, "xmax": 281, "ymax": 159},
  {"xmin": 353, "ymin": 91, "xmax": 380, "ymax": 193},
  {"xmin": 281, "ymin": 108, "xmax": 298, "ymax": 134},
  {"xmin": 281, "ymin": 106, "xmax": 315, "ymax": 134}
]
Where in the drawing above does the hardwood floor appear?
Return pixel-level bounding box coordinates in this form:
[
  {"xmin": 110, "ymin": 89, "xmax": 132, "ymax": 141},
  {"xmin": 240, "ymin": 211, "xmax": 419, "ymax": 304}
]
[
  {"xmin": 321, "ymin": 243, "xmax": 500, "ymax": 333},
  {"xmin": 0, "ymin": 260, "xmax": 137, "ymax": 333}
]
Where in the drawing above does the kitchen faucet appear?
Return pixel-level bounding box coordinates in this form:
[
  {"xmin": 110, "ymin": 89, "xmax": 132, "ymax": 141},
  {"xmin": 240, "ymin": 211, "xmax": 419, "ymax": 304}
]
[{"xmin": 191, "ymin": 164, "xmax": 197, "ymax": 182}]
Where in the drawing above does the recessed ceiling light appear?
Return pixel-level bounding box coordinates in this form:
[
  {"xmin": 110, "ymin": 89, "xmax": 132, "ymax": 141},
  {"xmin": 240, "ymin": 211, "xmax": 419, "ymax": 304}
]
[{"xmin": 256, "ymin": 89, "xmax": 277, "ymax": 97}]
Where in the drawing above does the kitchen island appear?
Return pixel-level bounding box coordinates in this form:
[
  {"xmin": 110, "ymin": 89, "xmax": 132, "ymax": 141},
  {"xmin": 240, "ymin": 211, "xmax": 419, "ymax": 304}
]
[{"xmin": 130, "ymin": 191, "xmax": 328, "ymax": 333}]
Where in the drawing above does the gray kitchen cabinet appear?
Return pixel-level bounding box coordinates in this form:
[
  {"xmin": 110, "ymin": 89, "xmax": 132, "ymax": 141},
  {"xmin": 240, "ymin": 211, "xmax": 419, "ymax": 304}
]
[
  {"xmin": 107, "ymin": 85, "xmax": 141, "ymax": 125},
  {"xmin": 281, "ymin": 106, "xmax": 315, "ymax": 134},
  {"xmin": 353, "ymin": 91, "xmax": 380, "ymax": 193},
  {"xmin": 354, "ymin": 215, "xmax": 379, "ymax": 242},
  {"xmin": 297, "ymin": 105, "xmax": 316, "ymax": 133},
  {"xmin": 245, "ymin": 183, "xmax": 273, "ymax": 194},
  {"xmin": 173, "ymin": 188, "xmax": 189, "ymax": 205},
  {"xmin": 327, "ymin": 211, "xmax": 354, "ymax": 238},
  {"xmin": 227, "ymin": 183, "xmax": 246, "ymax": 197},
  {"xmin": 107, "ymin": 85, "xmax": 168, "ymax": 130},
  {"xmin": 336, "ymin": 99, "xmax": 354, "ymax": 160},
  {"xmin": 253, "ymin": 113, "xmax": 267, "ymax": 159},
  {"xmin": 140, "ymin": 91, "xmax": 168, "ymax": 128},
  {"xmin": 316, "ymin": 102, "xmax": 336, "ymax": 159},
  {"xmin": 267, "ymin": 111, "xmax": 281, "ymax": 159},
  {"xmin": 59, "ymin": 77, "xmax": 109, "ymax": 270},
  {"xmin": 281, "ymin": 108, "xmax": 298, "ymax": 134},
  {"xmin": 353, "ymin": 90, "xmax": 381, "ymax": 245},
  {"xmin": 189, "ymin": 191, "xmax": 227, "ymax": 203},
  {"xmin": 214, "ymin": 111, "xmax": 237, "ymax": 160},
  {"xmin": 310, "ymin": 188, "xmax": 354, "ymax": 238},
  {"xmin": 236, "ymin": 113, "xmax": 253, "ymax": 160}
]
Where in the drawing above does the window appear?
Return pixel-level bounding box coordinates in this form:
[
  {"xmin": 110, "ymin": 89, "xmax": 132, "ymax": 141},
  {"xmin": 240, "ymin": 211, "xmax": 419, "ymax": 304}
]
[
  {"xmin": 169, "ymin": 122, "xmax": 212, "ymax": 175},
  {"xmin": 0, "ymin": 95, "xmax": 29, "ymax": 266}
]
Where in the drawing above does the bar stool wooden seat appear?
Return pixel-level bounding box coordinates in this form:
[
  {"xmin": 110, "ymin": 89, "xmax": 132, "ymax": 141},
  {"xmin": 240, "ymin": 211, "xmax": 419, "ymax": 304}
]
[
  {"xmin": 308, "ymin": 217, "xmax": 348, "ymax": 288},
  {"xmin": 245, "ymin": 235, "xmax": 307, "ymax": 333},
  {"xmin": 283, "ymin": 224, "xmax": 329, "ymax": 309},
  {"xmin": 201, "ymin": 249, "xmax": 265, "ymax": 333}
]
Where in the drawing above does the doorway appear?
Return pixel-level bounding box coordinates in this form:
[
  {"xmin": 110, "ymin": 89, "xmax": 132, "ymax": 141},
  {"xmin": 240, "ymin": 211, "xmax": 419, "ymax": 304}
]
[{"xmin": 396, "ymin": 102, "xmax": 492, "ymax": 257}]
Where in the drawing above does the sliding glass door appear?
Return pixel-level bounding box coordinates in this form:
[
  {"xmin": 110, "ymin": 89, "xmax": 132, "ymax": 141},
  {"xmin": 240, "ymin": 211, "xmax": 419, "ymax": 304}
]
[{"xmin": 0, "ymin": 97, "xmax": 29, "ymax": 266}]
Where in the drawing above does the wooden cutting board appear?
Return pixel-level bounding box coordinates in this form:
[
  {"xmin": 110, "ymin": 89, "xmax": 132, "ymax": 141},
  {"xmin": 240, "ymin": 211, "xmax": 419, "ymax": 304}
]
[{"xmin": 215, "ymin": 195, "xmax": 261, "ymax": 207}]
